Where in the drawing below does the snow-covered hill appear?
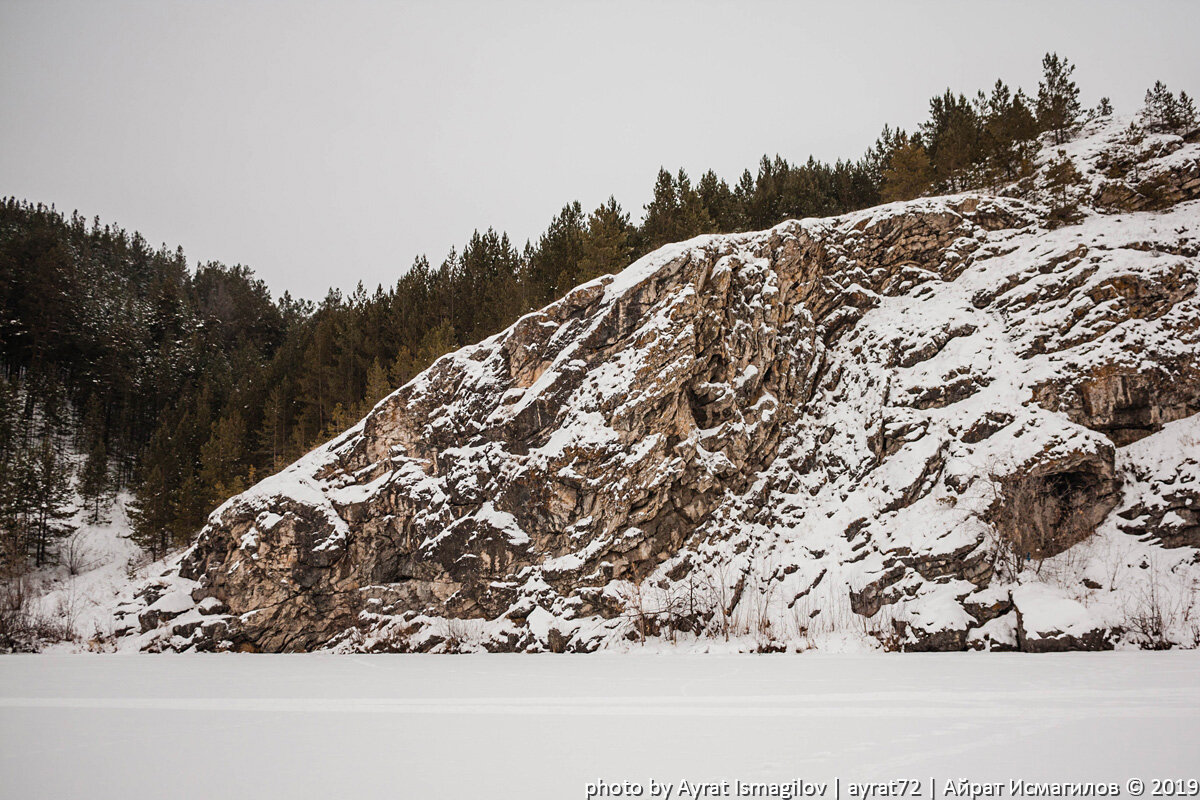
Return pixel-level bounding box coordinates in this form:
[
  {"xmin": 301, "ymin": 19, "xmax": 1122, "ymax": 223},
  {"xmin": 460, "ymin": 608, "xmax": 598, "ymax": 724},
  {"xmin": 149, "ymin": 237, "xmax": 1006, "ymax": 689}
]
[{"xmin": 122, "ymin": 116, "xmax": 1200, "ymax": 653}]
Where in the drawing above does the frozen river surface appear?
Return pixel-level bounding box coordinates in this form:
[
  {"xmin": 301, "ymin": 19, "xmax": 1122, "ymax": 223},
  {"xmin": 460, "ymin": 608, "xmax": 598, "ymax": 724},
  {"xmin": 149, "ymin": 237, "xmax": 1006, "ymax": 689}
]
[{"xmin": 2, "ymin": 653, "xmax": 1198, "ymax": 799}]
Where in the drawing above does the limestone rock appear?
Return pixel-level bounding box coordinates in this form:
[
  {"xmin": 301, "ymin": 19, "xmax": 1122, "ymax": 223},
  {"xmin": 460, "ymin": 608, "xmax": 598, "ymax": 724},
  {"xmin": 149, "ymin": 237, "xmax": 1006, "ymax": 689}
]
[{"xmin": 124, "ymin": 116, "xmax": 1200, "ymax": 654}]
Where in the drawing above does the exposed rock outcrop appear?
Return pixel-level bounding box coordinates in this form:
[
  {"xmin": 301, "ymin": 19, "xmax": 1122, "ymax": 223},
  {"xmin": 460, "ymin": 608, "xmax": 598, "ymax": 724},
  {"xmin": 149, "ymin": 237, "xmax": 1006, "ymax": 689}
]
[{"xmin": 121, "ymin": 117, "xmax": 1200, "ymax": 654}]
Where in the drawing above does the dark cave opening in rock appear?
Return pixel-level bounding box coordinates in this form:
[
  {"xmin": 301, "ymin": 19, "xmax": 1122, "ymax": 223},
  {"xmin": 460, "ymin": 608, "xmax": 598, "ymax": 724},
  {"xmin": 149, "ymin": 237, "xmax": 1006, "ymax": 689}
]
[{"xmin": 994, "ymin": 463, "xmax": 1120, "ymax": 560}]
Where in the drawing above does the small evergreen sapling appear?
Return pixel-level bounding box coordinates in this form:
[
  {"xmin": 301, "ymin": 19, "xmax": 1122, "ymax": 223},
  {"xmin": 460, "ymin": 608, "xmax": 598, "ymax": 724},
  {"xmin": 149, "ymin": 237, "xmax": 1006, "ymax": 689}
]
[{"xmin": 1044, "ymin": 150, "xmax": 1084, "ymax": 226}]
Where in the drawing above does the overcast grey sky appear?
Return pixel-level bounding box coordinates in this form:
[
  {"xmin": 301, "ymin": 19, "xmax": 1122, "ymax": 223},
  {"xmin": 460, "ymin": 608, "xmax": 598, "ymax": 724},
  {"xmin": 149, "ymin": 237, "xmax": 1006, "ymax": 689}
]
[{"xmin": 2, "ymin": 1, "xmax": 1198, "ymax": 301}]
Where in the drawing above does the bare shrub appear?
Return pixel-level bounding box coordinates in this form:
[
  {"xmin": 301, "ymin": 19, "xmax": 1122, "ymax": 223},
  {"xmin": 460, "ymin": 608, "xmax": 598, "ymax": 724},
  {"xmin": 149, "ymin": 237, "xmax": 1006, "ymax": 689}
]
[
  {"xmin": 50, "ymin": 583, "xmax": 84, "ymax": 640},
  {"xmin": 1123, "ymin": 566, "xmax": 1197, "ymax": 649},
  {"xmin": 985, "ymin": 523, "xmax": 1026, "ymax": 582},
  {"xmin": 0, "ymin": 575, "xmax": 32, "ymax": 651},
  {"xmin": 616, "ymin": 577, "xmax": 651, "ymax": 645},
  {"xmin": 859, "ymin": 604, "xmax": 904, "ymax": 651},
  {"xmin": 735, "ymin": 572, "xmax": 781, "ymax": 652},
  {"xmin": 61, "ymin": 531, "xmax": 97, "ymax": 576},
  {"xmin": 789, "ymin": 585, "xmax": 902, "ymax": 650},
  {"xmin": 440, "ymin": 617, "xmax": 473, "ymax": 653},
  {"xmin": 1101, "ymin": 538, "xmax": 1136, "ymax": 594},
  {"xmin": 0, "ymin": 575, "xmax": 76, "ymax": 651},
  {"xmin": 701, "ymin": 553, "xmax": 739, "ymax": 642}
]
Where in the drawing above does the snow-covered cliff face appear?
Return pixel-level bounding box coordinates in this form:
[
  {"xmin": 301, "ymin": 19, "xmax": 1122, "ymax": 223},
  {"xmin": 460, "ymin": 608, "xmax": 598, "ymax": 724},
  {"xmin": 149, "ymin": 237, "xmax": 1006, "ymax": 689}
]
[{"xmin": 122, "ymin": 117, "xmax": 1200, "ymax": 653}]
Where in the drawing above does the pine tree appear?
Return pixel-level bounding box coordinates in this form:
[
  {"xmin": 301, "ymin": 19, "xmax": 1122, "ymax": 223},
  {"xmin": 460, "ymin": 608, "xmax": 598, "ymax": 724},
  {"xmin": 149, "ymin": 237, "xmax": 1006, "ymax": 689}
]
[
  {"xmin": 127, "ymin": 451, "xmax": 174, "ymax": 560},
  {"xmin": 696, "ymin": 170, "xmax": 743, "ymax": 231},
  {"xmin": 674, "ymin": 169, "xmax": 716, "ymax": 238},
  {"xmin": 1179, "ymin": 92, "xmax": 1198, "ymax": 133},
  {"xmin": 639, "ymin": 168, "xmax": 682, "ymax": 253},
  {"xmin": 78, "ymin": 435, "xmax": 110, "ymax": 523},
  {"xmin": 361, "ymin": 358, "xmax": 393, "ymax": 414},
  {"xmin": 257, "ymin": 384, "xmax": 290, "ymax": 472},
  {"xmin": 1142, "ymin": 81, "xmax": 1198, "ymax": 135},
  {"xmin": 881, "ymin": 136, "xmax": 931, "ymax": 201},
  {"xmin": 26, "ymin": 436, "xmax": 76, "ymax": 567},
  {"xmin": 296, "ymin": 307, "xmax": 339, "ymax": 439},
  {"xmin": 1096, "ymin": 97, "xmax": 1113, "ymax": 117},
  {"xmin": 981, "ymin": 82, "xmax": 1038, "ymax": 184},
  {"xmin": 0, "ymin": 378, "xmax": 22, "ymax": 568},
  {"xmin": 922, "ymin": 90, "xmax": 981, "ymax": 190},
  {"xmin": 1142, "ymin": 81, "xmax": 1176, "ymax": 132},
  {"xmin": 732, "ymin": 170, "xmax": 756, "ymax": 220},
  {"xmin": 326, "ymin": 402, "xmax": 357, "ymax": 438},
  {"xmin": 198, "ymin": 412, "xmax": 247, "ymax": 507},
  {"xmin": 1044, "ymin": 150, "xmax": 1084, "ymax": 226},
  {"xmin": 415, "ymin": 320, "xmax": 457, "ymax": 372},
  {"xmin": 1037, "ymin": 52, "xmax": 1082, "ymax": 144},
  {"xmin": 171, "ymin": 473, "xmax": 209, "ymax": 546},
  {"xmin": 578, "ymin": 197, "xmax": 633, "ymax": 284},
  {"xmin": 389, "ymin": 344, "xmax": 419, "ymax": 390},
  {"xmin": 526, "ymin": 203, "xmax": 585, "ymax": 306},
  {"xmin": 639, "ymin": 168, "xmax": 716, "ymax": 254}
]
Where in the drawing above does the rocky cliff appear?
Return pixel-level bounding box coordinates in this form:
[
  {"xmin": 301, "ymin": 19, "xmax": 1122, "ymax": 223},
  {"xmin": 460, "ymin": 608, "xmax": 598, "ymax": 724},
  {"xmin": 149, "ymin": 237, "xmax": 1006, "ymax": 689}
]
[{"xmin": 120, "ymin": 117, "xmax": 1200, "ymax": 653}]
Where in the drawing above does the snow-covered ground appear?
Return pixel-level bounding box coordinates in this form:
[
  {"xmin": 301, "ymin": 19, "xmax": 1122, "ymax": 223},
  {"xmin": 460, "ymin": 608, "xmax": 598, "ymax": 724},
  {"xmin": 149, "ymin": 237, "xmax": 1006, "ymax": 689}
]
[
  {"xmin": 2, "ymin": 653, "xmax": 1198, "ymax": 799},
  {"xmin": 14, "ymin": 492, "xmax": 154, "ymax": 649}
]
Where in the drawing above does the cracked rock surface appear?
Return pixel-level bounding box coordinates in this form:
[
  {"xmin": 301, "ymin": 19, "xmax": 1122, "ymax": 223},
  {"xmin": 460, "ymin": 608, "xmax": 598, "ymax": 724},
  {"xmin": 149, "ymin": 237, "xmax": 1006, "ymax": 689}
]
[{"xmin": 122, "ymin": 117, "xmax": 1200, "ymax": 653}]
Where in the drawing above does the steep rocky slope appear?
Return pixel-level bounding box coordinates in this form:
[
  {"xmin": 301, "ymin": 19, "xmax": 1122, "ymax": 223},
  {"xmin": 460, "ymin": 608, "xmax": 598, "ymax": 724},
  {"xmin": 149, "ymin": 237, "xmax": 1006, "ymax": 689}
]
[{"xmin": 121, "ymin": 117, "xmax": 1200, "ymax": 653}]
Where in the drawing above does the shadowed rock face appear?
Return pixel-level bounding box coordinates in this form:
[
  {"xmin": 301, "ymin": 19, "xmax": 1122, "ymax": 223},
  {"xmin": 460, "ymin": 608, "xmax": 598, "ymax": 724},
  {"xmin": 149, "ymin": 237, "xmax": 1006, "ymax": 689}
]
[
  {"xmin": 991, "ymin": 448, "xmax": 1121, "ymax": 558},
  {"xmin": 1034, "ymin": 367, "xmax": 1200, "ymax": 447},
  {"xmin": 125, "ymin": 118, "xmax": 1200, "ymax": 654}
]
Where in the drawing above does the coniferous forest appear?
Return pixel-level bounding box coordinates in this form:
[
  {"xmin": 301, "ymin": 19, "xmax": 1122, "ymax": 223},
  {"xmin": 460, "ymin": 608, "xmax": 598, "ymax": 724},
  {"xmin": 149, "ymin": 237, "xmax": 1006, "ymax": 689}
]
[{"xmin": 1, "ymin": 55, "xmax": 1195, "ymax": 568}]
